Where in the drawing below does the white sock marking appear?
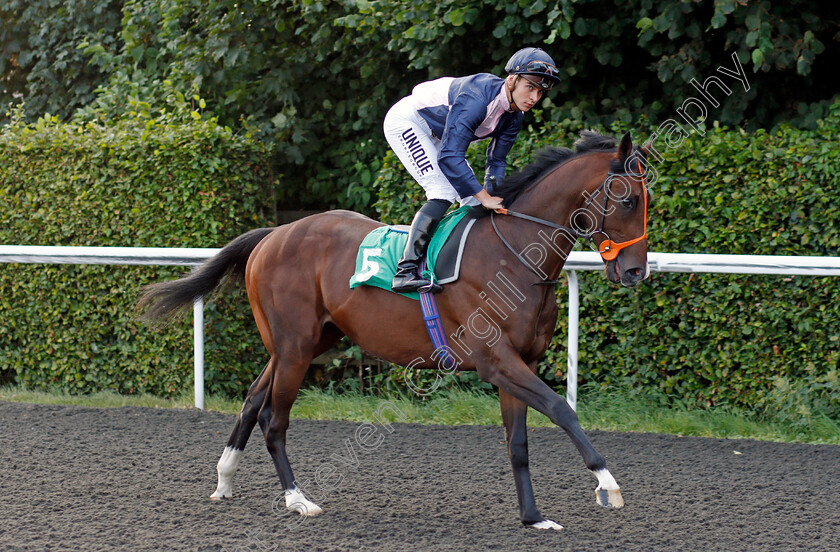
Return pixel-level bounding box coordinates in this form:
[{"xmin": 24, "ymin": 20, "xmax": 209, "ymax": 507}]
[
  {"xmin": 210, "ymin": 446, "xmax": 242, "ymax": 499},
  {"xmin": 593, "ymin": 468, "xmax": 620, "ymax": 491},
  {"xmin": 529, "ymin": 519, "xmax": 563, "ymax": 530},
  {"xmin": 285, "ymin": 487, "xmax": 323, "ymax": 516}
]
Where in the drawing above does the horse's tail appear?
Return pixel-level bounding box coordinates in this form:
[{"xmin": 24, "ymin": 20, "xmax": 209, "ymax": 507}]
[{"xmin": 138, "ymin": 227, "xmax": 275, "ymax": 320}]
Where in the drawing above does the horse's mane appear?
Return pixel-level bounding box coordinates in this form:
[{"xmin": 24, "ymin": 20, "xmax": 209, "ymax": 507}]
[{"xmin": 493, "ymin": 131, "xmax": 619, "ymax": 207}]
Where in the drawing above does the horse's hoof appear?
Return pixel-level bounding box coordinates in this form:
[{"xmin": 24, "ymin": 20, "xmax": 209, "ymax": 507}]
[
  {"xmin": 526, "ymin": 519, "xmax": 564, "ymax": 531},
  {"xmin": 596, "ymin": 488, "xmax": 625, "ymax": 509},
  {"xmin": 210, "ymin": 489, "xmax": 232, "ymax": 500},
  {"xmin": 285, "ymin": 487, "xmax": 323, "ymax": 516},
  {"xmin": 288, "ymin": 501, "xmax": 323, "ymax": 517}
]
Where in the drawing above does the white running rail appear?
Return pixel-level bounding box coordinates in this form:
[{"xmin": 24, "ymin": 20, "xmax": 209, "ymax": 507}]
[{"xmin": 2, "ymin": 245, "xmax": 840, "ymax": 410}]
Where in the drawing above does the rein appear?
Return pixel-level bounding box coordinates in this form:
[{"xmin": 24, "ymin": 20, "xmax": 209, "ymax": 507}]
[
  {"xmin": 490, "ymin": 209, "xmax": 581, "ymax": 285},
  {"xmin": 491, "ymin": 158, "xmax": 648, "ymax": 284}
]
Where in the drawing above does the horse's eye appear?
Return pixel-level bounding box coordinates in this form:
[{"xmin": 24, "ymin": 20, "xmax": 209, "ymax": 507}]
[{"xmin": 622, "ymin": 197, "xmax": 636, "ymax": 209}]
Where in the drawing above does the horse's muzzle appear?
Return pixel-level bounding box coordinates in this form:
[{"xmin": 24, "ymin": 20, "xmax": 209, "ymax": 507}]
[
  {"xmin": 620, "ymin": 266, "xmax": 646, "ymax": 287},
  {"xmin": 605, "ymin": 258, "xmax": 648, "ymax": 287}
]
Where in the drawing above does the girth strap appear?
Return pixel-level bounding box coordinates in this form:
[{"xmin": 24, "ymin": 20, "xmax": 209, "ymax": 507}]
[{"xmin": 418, "ymin": 259, "xmax": 460, "ymax": 371}]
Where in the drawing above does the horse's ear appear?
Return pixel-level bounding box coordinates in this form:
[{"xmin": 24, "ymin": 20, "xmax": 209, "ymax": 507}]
[{"xmin": 617, "ymin": 132, "xmax": 633, "ymax": 160}]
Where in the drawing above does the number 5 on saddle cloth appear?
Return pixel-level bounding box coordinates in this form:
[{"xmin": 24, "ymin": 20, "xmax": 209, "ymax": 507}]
[{"xmin": 349, "ymin": 205, "xmax": 480, "ymax": 299}]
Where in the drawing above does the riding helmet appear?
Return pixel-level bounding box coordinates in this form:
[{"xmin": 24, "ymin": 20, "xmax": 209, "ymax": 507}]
[{"xmin": 505, "ymin": 47, "xmax": 561, "ymax": 89}]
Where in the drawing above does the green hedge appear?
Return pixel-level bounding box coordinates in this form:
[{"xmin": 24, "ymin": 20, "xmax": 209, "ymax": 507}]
[
  {"xmin": 0, "ymin": 106, "xmax": 275, "ymax": 397},
  {"xmin": 3, "ymin": 94, "xmax": 838, "ymax": 414},
  {"xmin": 373, "ymin": 102, "xmax": 840, "ymax": 411}
]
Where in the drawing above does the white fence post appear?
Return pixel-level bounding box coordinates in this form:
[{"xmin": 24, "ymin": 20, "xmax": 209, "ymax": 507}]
[
  {"xmin": 194, "ymin": 298, "xmax": 205, "ymax": 410},
  {"xmin": 565, "ymin": 270, "xmax": 579, "ymax": 412}
]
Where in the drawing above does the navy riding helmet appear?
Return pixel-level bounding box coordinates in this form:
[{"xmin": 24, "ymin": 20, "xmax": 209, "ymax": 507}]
[{"xmin": 505, "ymin": 47, "xmax": 561, "ymax": 90}]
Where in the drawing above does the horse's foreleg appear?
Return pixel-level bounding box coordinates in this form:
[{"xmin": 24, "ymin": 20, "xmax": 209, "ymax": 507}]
[
  {"xmin": 210, "ymin": 363, "xmax": 271, "ymax": 500},
  {"xmin": 482, "ymin": 356, "xmax": 624, "ymax": 511},
  {"xmin": 499, "ymin": 389, "xmax": 563, "ymax": 530}
]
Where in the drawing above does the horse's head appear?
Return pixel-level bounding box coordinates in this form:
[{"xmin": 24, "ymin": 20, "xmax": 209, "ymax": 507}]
[
  {"xmin": 575, "ymin": 132, "xmax": 650, "ymax": 287},
  {"xmin": 490, "ymin": 131, "xmax": 651, "ymax": 287}
]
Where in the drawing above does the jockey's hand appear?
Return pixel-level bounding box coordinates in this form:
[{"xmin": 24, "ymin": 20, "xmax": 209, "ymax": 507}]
[{"xmin": 475, "ymin": 189, "xmax": 504, "ymax": 211}]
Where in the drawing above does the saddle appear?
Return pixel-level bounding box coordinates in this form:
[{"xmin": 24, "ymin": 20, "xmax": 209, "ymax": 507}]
[{"xmin": 349, "ymin": 206, "xmax": 482, "ymax": 299}]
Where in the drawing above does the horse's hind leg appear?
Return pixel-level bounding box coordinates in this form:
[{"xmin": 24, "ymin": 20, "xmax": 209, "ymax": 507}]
[
  {"xmin": 257, "ymin": 347, "xmax": 324, "ymax": 516},
  {"xmin": 210, "ymin": 363, "xmax": 271, "ymax": 500}
]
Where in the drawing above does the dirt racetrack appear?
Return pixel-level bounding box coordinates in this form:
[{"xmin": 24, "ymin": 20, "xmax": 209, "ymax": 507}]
[{"xmin": 1, "ymin": 400, "xmax": 838, "ymax": 552}]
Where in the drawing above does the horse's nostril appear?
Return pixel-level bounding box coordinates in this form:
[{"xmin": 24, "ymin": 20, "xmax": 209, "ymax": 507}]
[{"xmin": 623, "ymin": 267, "xmax": 642, "ymax": 282}]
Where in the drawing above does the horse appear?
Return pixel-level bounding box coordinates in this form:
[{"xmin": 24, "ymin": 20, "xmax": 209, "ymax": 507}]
[{"xmin": 139, "ymin": 130, "xmax": 651, "ymax": 530}]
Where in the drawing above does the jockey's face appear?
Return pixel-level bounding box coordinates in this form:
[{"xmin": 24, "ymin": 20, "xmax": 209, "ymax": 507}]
[{"xmin": 507, "ymin": 75, "xmax": 545, "ymax": 112}]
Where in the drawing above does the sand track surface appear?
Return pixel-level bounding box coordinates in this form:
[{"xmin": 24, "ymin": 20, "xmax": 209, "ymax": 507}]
[{"xmin": 1, "ymin": 401, "xmax": 838, "ymax": 551}]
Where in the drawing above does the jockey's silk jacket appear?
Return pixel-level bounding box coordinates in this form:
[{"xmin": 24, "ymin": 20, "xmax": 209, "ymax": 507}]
[{"xmin": 410, "ymin": 73, "xmax": 524, "ymax": 197}]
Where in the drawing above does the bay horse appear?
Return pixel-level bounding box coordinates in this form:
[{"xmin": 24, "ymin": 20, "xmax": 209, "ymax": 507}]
[{"xmin": 139, "ymin": 130, "xmax": 651, "ymax": 530}]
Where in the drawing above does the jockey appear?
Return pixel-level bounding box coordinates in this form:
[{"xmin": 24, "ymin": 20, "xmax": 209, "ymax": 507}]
[{"xmin": 384, "ymin": 47, "xmax": 561, "ymax": 293}]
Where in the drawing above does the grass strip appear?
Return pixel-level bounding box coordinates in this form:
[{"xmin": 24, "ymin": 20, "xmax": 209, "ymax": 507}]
[{"xmin": 0, "ymin": 385, "xmax": 836, "ymax": 445}]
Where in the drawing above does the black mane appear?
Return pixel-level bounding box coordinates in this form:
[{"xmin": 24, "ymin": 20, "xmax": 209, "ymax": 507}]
[{"xmin": 492, "ymin": 131, "xmax": 619, "ymax": 207}]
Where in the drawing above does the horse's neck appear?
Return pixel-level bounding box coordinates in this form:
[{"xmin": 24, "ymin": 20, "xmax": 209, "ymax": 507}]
[
  {"xmin": 504, "ymin": 161, "xmax": 595, "ymax": 278},
  {"xmin": 514, "ymin": 154, "xmax": 601, "ymax": 215}
]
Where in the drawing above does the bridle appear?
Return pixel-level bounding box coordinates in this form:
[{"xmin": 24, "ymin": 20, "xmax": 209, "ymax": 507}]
[
  {"xmin": 491, "ymin": 157, "xmax": 648, "ymax": 283},
  {"xmin": 588, "ymin": 157, "xmax": 649, "ymax": 261}
]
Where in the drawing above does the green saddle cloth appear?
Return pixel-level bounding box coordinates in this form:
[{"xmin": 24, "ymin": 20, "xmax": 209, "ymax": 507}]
[{"xmin": 348, "ymin": 206, "xmax": 473, "ymax": 300}]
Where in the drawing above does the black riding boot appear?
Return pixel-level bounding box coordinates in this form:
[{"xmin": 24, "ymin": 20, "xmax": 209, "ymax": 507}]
[{"xmin": 391, "ymin": 199, "xmax": 451, "ymax": 293}]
